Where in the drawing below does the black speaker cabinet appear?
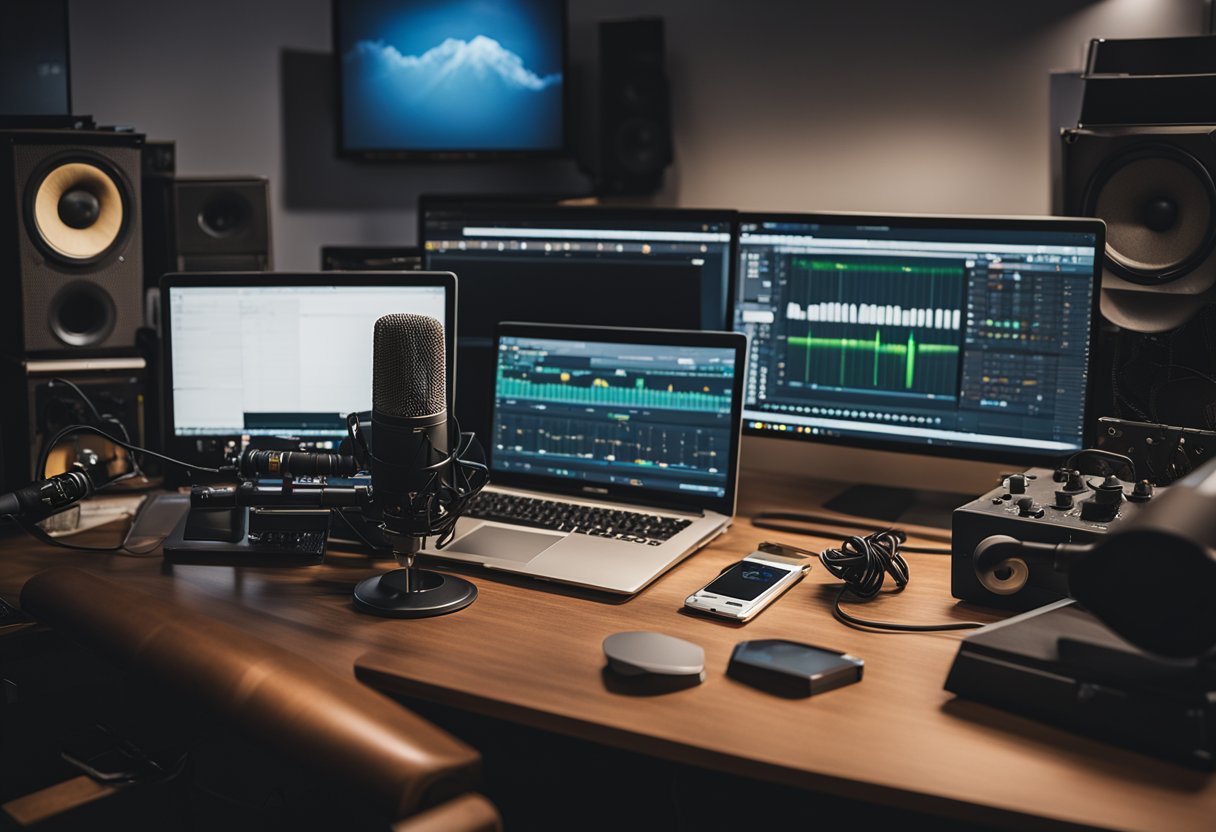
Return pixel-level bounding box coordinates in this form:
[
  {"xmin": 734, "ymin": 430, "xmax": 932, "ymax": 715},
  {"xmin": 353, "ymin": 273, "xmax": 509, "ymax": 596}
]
[
  {"xmin": 0, "ymin": 129, "xmax": 145, "ymax": 357},
  {"xmin": 593, "ymin": 18, "xmax": 672, "ymax": 195},
  {"xmin": 141, "ymin": 139, "xmax": 176, "ymax": 299},
  {"xmin": 0, "ymin": 355, "xmax": 146, "ymax": 492},
  {"xmin": 1063, "ymin": 126, "xmax": 1216, "ymax": 332},
  {"xmin": 173, "ymin": 176, "xmax": 272, "ymax": 272}
]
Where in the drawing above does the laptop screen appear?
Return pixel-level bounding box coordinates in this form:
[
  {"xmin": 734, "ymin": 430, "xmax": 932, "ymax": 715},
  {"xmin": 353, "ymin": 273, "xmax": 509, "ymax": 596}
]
[
  {"xmin": 161, "ymin": 272, "xmax": 455, "ymax": 467},
  {"xmin": 491, "ymin": 325, "xmax": 745, "ymax": 514}
]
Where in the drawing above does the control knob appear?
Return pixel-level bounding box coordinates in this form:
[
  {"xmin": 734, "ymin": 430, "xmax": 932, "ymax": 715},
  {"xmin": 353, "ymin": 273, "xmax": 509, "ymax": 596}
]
[{"xmin": 1079, "ymin": 475, "xmax": 1123, "ymax": 522}]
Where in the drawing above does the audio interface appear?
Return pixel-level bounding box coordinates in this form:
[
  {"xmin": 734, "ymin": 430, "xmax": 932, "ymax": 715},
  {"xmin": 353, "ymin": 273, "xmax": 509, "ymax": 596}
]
[{"xmin": 951, "ymin": 466, "xmax": 1159, "ymax": 609}]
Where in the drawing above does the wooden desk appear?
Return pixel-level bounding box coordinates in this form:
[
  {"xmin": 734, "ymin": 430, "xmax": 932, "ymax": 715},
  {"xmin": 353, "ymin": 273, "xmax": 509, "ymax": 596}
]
[{"xmin": 1, "ymin": 472, "xmax": 1212, "ymax": 831}]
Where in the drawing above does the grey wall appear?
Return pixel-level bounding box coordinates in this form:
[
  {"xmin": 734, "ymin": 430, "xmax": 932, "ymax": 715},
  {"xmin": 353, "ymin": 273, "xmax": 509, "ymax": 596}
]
[
  {"xmin": 67, "ymin": 0, "xmax": 1209, "ymax": 487},
  {"xmin": 70, "ymin": 0, "xmax": 1208, "ymax": 272}
]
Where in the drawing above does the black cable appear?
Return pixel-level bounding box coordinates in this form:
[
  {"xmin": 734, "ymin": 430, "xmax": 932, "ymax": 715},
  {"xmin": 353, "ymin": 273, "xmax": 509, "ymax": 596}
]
[
  {"xmin": 45, "ymin": 377, "xmax": 145, "ymax": 479},
  {"xmin": 4, "ymin": 507, "xmax": 166, "ymax": 558},
  {"xmin": 752, "ymin": 510, "xmax": 952, "ymax": 552},
  {"xmin": 1111, "ymin": 332, "xmax": 1151, "ymax": 422},
  {"xmin": 39, "ymin": 423, "xmax": 227, "ymax": 477},
  {"xmin": 1156, "ymin": 362, "xmax": 1216, "ymax": 388},
  {"xmin": 819, "ymin": 529, "xmax": 985, "ymax": 633},
  {"xmin": 8, "ymin": 422, "xmax": 228, "ymax": 555},
  {"xmin": 1065, "ymin": 448, "xmax": 1136, "ymax": 481}
]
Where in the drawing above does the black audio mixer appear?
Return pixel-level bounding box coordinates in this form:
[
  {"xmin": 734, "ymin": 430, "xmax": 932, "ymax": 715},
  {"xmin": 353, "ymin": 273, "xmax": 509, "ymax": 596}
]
[{"xmin": 951, "ymin": 466, "xmax": 1160, "ymax": 609}]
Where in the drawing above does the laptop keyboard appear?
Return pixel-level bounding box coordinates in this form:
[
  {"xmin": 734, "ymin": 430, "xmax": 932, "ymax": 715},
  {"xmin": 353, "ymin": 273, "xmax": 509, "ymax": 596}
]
[{"xmin": 466, "ymin": 493, "xmax": 692, "ymax": 545}]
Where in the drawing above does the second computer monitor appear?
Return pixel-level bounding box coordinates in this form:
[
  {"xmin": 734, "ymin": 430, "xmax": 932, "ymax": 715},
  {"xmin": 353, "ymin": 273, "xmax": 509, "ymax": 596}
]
[
  {"xmin": 420, "ymin": 199, "xmax": 735, "ymax": 440},
  {"xmin": 160, "ymin": 271, "xmax": 456, "ymax": 470},
  {"xmin": 732, "ymin": 212, "xmax": 1104, "ymax": 465}
]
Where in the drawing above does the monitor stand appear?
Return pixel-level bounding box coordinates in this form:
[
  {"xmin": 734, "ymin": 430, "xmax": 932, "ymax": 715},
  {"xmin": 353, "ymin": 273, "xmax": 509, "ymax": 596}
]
[{"xmin": 821, "ymin": 484, "xmax": 971, "ymax": 529}]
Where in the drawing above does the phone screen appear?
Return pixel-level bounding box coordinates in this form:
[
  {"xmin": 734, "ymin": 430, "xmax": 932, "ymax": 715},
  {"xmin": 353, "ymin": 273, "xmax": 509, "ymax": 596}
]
[{"xmin": 702, "ymin": 561, "xmax": 792, "ymax": 601}]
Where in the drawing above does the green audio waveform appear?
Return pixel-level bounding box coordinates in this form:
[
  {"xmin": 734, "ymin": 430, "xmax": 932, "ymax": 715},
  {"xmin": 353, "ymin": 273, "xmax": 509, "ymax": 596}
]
[
  {"xmin": 793, "ymin": 258, "xmax": 964, "ymax": 278},
  {"xmin": 497, "ymin": 371, "xmax": 730, "ymax": 411},
  {"xmin": 787, "ymin": 330, "xmax": 958, "ymax": 390}
]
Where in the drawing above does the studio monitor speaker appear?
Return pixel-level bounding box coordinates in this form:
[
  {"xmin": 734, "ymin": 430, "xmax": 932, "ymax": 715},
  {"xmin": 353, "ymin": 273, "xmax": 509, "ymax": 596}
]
[
  {"xmin": 592, "ymin": 18, "xmax": 672, "ymax": 195},
  {"xmin": 0, "ymin": 129, "xmax": 144, "ymax": 356},
  {"xmin": 173, "ymin": 176, "xmax": 272, "ymax": 272},
  {"xmin": 1063, "ymin": 126, "xmax": 1216, "ymax": 332}
]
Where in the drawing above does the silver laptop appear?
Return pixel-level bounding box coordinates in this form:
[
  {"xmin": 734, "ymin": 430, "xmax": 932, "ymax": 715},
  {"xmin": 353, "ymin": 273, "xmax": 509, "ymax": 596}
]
[{"xmin": 424, "ymin": 322, "xmax": 747, "ymax": 595}]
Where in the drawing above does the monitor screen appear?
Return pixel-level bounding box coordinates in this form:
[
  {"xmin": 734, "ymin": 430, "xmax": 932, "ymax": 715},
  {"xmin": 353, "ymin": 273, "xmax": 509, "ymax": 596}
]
[
  {"xmin": 493, "ymin": 335, "xmax": 739, "ymax": 498},
  {"xmin": 421, "ymin": 200, "xmax": 735, "ymax": 440},
  {"xmin": 731, "ymin": 214, "xmax": 1103, "ymax": 463},
  {"xmin": 334, "ymin": 0, "xmax": 566, "ymax": 158},
  {"xmin": 162, "ymin": 274, "xmax": 453, "ymax": 460},
  {"xmin": 0, "ymin": 0, "xmax": 70, "ymax": 116},
  {"xmin": 491, "ymin": 324, "xmax": 745, "ymax": 515}
]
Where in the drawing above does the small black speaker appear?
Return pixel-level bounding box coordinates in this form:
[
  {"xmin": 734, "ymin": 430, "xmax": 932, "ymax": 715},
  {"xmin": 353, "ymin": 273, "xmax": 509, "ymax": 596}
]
[
  {"xmin": 173, "ymin": 176, "xmax": 272, "ymax": 272},
  {"xmin": 0, "ymin": 129, "xmax": 145, "ymax": 357},
  {"xmin": 1063, "ymin": 126, "xmax": 1216, "ymax": 332},
  {"xmin": 592, "ymin": 18, "xmax": 672, "ymax": 195}
]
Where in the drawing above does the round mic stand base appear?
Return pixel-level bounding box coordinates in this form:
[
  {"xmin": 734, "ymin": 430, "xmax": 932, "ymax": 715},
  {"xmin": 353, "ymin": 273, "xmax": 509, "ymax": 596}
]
[{"xmin": 352, "ymin": 568, "xmax": 477, "ymax": 618}]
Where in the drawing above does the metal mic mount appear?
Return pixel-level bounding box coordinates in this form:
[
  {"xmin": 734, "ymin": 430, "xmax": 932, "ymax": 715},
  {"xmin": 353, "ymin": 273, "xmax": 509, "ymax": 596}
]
[{"xmin": 191, "ymin": 481, "xmax": 371, "ymax": 510}]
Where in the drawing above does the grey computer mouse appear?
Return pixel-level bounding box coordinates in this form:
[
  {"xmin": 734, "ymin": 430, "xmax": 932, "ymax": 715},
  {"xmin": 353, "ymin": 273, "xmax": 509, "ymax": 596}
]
[{"xmin": 602, "ymin": 631, "xmax": 706, "ymax": 682}]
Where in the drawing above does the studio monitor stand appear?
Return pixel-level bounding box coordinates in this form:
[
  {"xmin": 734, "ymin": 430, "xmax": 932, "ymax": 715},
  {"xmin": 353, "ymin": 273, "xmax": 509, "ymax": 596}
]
[{"xmin": 822, "ymin": 483, "xmax": 971, "ymax": 529}]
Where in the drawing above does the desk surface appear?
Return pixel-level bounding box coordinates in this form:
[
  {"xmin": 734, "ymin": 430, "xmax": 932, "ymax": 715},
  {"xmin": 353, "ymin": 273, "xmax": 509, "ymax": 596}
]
[{"xmin": 1, "ymin": 471, "xmax": 1211, "ymax": 832}]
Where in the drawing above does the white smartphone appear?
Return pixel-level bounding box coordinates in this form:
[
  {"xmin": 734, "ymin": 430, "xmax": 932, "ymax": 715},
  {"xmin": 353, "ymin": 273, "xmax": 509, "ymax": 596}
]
[{"xmin": 684, "ymin": 542, "xmax": 813, "ymax": 622}]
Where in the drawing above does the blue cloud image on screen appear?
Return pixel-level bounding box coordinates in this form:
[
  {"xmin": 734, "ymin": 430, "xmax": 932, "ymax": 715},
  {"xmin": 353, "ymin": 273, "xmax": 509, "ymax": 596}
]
[{"xmin": 339, "ymin": 0, "xmax": 565, "ymax": 152}]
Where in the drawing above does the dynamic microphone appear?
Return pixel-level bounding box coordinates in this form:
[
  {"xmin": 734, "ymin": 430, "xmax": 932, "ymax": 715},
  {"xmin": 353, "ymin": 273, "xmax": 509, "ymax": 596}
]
[
  {"xmin": 237, "ymin": 448, "xmax": 361, "ymax": 479},
  {"xmin": 353, "ymin": 312, "xmax": 482, "ymax": 618},
  {"xmin": 0, "ymin": 470, "xmax": 95, "ymax": 521}
]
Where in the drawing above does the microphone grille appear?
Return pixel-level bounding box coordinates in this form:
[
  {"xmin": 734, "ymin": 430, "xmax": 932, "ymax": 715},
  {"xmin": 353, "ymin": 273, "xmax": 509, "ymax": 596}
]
[{"xmin": 373, "ymin": 313, "xmax": 446, "ymax": 418}]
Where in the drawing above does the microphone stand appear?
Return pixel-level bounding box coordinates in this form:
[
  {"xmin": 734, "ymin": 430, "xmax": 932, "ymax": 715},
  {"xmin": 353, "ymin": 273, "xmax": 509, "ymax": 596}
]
[
  {"xmin": 358, "ymin": 523, "xmax": 474, "ymax": 606},
  {"xmin": 348, "ymin": 413, "xmax": 484, "ymax": 619}
]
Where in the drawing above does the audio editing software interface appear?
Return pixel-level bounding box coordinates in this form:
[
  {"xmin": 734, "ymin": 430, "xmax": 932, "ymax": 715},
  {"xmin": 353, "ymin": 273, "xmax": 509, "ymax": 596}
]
[
  {"xmin": 168, "ymin": 284, "xmax": 448, "ymax": 440},
  {"xmin": 422, "ymin": 206, "xmax": 734, "ymax": 336},
  {"xmin": 733, "ymin": 220, "xmax": 1098, "ymax": 455},
  {"xmin": 492, "ymin": 336, "xmax": 738, "ymax": 498}
]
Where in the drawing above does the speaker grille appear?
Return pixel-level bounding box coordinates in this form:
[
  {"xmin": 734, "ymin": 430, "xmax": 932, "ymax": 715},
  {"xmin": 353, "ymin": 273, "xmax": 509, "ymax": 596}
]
[{"xmin": 373, "ymin": 314, "xmax": 446, "ymax": 419}]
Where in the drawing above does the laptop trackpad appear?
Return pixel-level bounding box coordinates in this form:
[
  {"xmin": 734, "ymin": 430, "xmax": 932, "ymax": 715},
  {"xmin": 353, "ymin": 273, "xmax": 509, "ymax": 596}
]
[{"xmin": 451, "ymin": 525, "xmax": 563, "ymax": 563}]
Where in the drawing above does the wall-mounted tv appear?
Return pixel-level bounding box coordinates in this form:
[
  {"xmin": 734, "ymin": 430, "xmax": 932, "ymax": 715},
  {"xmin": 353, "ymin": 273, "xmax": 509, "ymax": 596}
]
[{"xmin": 334, "ymin": 0, "xmax": 568, "ymax": 160}]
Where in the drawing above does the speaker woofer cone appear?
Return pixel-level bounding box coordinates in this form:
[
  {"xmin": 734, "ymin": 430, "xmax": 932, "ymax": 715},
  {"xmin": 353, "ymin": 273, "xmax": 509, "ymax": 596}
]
[
  {"xmin": 49, "ymin": 282, "xmax": 117, "ymax": 347},
  {"xmin": 1086, "ymin": 145, "xmax": 1216, "ymax": 285},
  {"xmin": 27, "ymin": 158, "xmax": 132, "ymax": 265},
  {"xmin": 197, "ymin": 192, "xmax": 252, "ymax": 239}
]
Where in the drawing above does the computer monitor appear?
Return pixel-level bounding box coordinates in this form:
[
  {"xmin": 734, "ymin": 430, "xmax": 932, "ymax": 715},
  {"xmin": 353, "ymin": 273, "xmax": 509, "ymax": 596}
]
[
  {"xmin": 333, "ymin": 0, "xmax": 567, "ymax": 160},
  {"xmin": 731, "ymin": 212, "xmax": 1104, "ymax": 523},
  {"xmin": 0, "ymin": 0, "xmax": 70, "ymax": 116},
  {"xmin": 160, "ymin": 272, "xmax": 455, "ymax": 471},
  {"xmin": 420, "ymin": 199, "xmax": 736, "ymax": 440},
  {"xmin": 320, "ymin": 245, "xmax": 423, "ymax": 271}
]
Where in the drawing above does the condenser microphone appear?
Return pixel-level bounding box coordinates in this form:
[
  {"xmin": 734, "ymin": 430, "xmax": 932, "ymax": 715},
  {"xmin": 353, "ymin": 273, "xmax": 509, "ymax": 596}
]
[
  {"xmin": 354, "ymin": 313, "xmax": 480, "ymax": 619},
  {"xmin": 0, "ymin": 470, "xmax": 95, "ymax": 521},
  {"xmin": 370, "ymin": 312, "xmax": 450, "ymax": 552}
]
